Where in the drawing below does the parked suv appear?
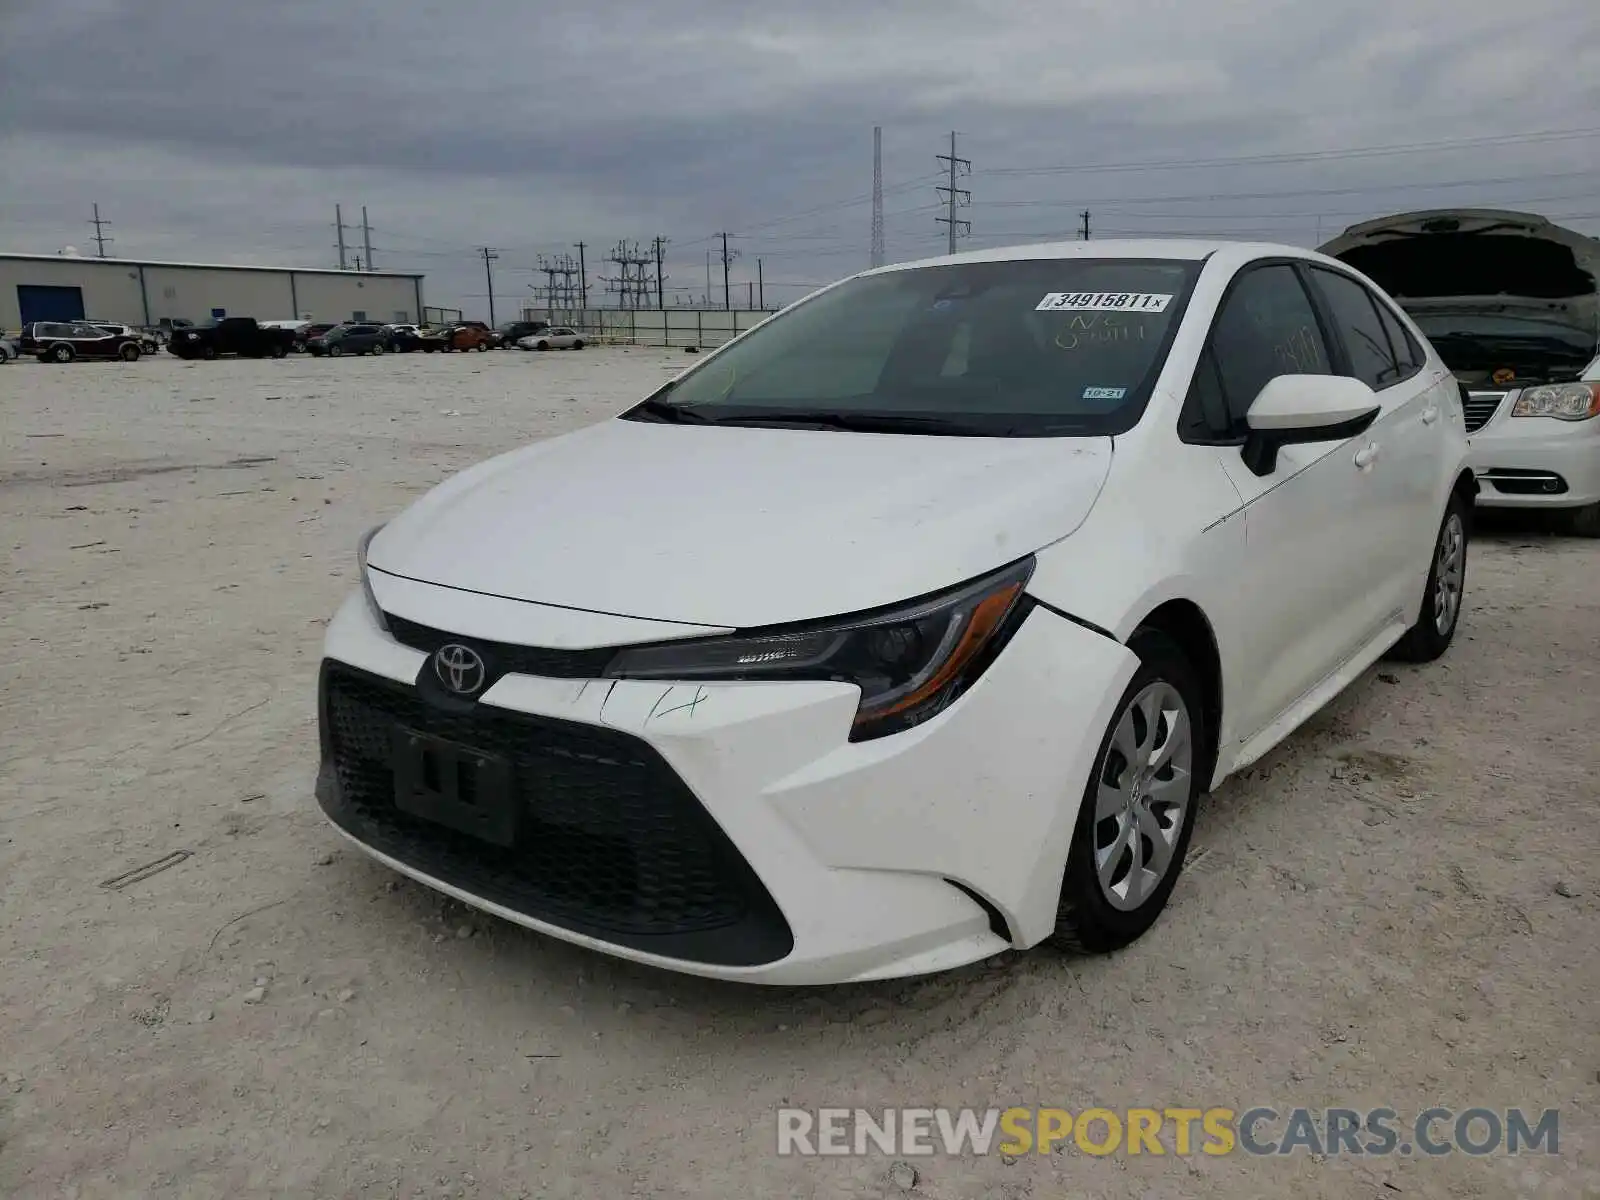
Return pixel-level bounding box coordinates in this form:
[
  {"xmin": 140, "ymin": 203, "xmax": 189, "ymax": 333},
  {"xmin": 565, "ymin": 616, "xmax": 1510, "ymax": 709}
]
[
  {"xmin": 308, "ymin": 322, "xmax": 390, "ymax": 357},
  {"xmin": 30, "ymin": 321, "xmax": 145, "ymax": 362}
]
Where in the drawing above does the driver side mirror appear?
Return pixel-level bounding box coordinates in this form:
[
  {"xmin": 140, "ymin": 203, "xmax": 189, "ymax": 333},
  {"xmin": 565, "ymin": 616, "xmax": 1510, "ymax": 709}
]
[{"xmin": 1241, "ymin": 374, "xmax": 1380, "ymax": 476}]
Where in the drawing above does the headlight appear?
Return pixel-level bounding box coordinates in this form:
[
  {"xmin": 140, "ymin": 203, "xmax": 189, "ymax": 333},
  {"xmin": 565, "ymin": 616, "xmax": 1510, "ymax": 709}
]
[
  {"xmin": 605, "ymin": 558, "xmax": 1035, "ymax": 741},
  {"xmin": 1511, "ymin": 382, "xmax": 1600, "ymax": 420},
  {"xmin": 357, "ymin": 524, "xmax": 389, "ymax": 631}
]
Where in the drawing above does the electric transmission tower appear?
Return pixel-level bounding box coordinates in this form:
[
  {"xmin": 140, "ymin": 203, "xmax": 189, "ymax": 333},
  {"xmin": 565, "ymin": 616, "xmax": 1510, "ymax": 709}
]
[
  {"xmin": 536, "ymin": 253, "xmax": 580, "ymax": 314},
  {"xmin": 870, "ymin": 126, "xmax": 885, "ymax": 268},
  {"xmin": 601, "ymin": 241, "xmax": 655, "ymax": 309},
  {"xmin": 935, "ymin": 131, "xmax": 971, "ymax": 254}
]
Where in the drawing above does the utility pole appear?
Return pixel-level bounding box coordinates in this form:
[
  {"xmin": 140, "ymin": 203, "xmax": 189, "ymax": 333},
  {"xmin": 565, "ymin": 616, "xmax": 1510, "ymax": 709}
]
[
  {"xmin": 652, "ymin": 236, "xmax": 668, "ymax": 310},
  {"xmin": 1080, "ymin": 210, "xmax": 1091, "ymax": 240},
  {"xmin": 717, "ymin": 232, "xmax": 739, "ymax": 311},
  {"xmin": 479, "ymin": 247, "xmax": 500, "ymax": 326},
  {"xmin": 335, "ymin": 204, "xmax": 348, "ymax": 270},
  {"xmin": 574, "ymin": 242, "xmax": 588, "ymax": 310},
  {"xmin": 704, "ymin": 251, "xmax": 711, "ymax": 306},
  {"xmin": 361, "ymin": 206, "xmax": 374, "ymax": 270},
  {"xmin": 870, "ymin": 126, "xmax": 885, "ymax": 268},
  {"xmin": 88, "ymin": 203, "xmax": 113, "ymax": 257},
  {"xmin": 353, "ymin": 254, "xmax": 363, "ymax": 272},
  {"xmin": 757, "ymin": 257, "xmax": 764, "ymax": 310},
  {"xmin": 935, "ymin": 131, "xmax": 972, "ymax": 254}
]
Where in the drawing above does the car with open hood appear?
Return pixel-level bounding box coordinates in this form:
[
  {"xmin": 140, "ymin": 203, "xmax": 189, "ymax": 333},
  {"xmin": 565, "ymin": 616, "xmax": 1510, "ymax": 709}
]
[
  {"xmin": 1321, "ymin": 210, "xmax": 1600, "ymax": 535},
  {"xmin": 317, "ymin": 239, "xmax": 1473, "ymax": 984}
]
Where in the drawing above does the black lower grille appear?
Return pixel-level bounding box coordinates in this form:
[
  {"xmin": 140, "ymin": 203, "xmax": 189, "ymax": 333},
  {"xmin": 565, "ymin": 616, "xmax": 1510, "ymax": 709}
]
[{"xmin": 317, "ymin": 661, "xmax": 792, "ymax": 966}]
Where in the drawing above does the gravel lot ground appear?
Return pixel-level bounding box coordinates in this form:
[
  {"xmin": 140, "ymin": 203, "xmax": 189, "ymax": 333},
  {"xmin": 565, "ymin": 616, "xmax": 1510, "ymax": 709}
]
[{"xmin": 2, "ymin": 348, "xmax": 1597, "ymax": 1199}]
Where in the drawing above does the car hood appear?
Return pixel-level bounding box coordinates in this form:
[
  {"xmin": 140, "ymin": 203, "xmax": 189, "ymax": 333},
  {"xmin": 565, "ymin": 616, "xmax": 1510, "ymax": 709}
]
[{"xmin": 366, "ymin": 418, "xmax": 1113, "ymax": 630}]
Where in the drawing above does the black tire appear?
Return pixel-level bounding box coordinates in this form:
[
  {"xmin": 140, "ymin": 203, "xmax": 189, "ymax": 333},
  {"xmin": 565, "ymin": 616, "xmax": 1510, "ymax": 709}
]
[
  {"xmin": 119, "ymin": 343, "xmax": 140, "ymax": 361},
  {"xmin": 1050, "ymin": 630, "xmax": 1207, "ymax": 955},
  {"xmin": 572, "ymin": 339, "xmax": 584, "ymax": 350},
  {"xmin": 372, "ymin": 342, "xmax": 385, "ymax": 355},
  {"xmin": 1563, "ymin": 502, "xmax": 1600, "ymax": 538},
  {"xmin": 329, "ymin": 344, "xmax": 344, "ymax": 358},
  {"xmin": 201, "ymin": 344, "xmax": 217, "ymax": 361},
  {"xmin": 475, "ymin": 341, "xmax": 489, "ymax": 352},
  {"xmin": 535, "ymin": 341, "xmax": 550, "ymax": 351},
  {"xmin": 271, "ymin": 344, "xmax": 288, "ymax": 359},
  {"xmin": 1386, "ymin": 491, "xmax": 1470, "ymax": 662},
  {"xmin": 49, "ymin": 343, "xmax": 74, "ymax": 363}
]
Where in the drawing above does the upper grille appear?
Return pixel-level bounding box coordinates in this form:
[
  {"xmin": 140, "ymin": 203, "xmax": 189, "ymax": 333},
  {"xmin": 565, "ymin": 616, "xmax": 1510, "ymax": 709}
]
[
  {"xmin": 317, "ymin": 662, "xmax": 792, "ymax": 966},
  {"xmin": 384, "ymin": 613, "xmax": 617, "ymax": 680},
  {"xmin": 1462, "ymin": 391, "xmax": 1507, "ymax": 434}
]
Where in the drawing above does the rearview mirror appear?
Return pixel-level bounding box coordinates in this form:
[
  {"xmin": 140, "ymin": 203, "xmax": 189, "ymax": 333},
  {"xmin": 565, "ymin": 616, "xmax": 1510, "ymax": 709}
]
[{"xmin": 1241, "ymin": 374, "xmax": 1380, "ymax": 476}]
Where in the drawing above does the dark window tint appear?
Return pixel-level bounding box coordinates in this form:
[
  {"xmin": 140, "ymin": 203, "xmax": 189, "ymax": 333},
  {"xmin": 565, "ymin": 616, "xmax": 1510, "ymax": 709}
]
[
  {"xmin": 1310, "ymin": 267, "xmax": 1401, "ymax": 389},
  {"xmin": 1373, "ymin": 300, "xmax": 1422, "ymax": 373},
  {"xmin": 1180, "ymin": 346, "xmax": 1230, "ymax": 441},
  {"xmin": 1208, "ymin": 264, "xmax": 1331, "ymax": 437}
]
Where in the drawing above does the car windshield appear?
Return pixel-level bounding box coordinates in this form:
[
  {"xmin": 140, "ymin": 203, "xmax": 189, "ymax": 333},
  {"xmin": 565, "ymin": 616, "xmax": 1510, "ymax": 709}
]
[{"xmin": 625, "ymin": 257, "xmax": 1200, "ymax": 436}]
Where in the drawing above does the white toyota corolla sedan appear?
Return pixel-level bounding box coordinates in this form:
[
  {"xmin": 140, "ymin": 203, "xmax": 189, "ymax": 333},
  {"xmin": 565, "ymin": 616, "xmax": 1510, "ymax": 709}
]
[{"xmin": 317, "ymin": 240, "xmax": 1473, "ymax": 985}]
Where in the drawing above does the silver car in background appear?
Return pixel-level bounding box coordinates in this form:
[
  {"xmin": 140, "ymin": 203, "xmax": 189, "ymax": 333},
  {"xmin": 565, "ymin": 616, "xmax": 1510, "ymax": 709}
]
[{"xmin": 516, "ymin": 326, "xmax": 585, "ymax": 351}]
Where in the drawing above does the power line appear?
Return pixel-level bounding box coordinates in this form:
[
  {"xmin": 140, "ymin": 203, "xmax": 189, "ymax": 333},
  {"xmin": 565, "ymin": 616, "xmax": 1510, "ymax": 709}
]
[
  {"xmin": 986, "ymin": 125, "xmax": 1600, "ymax": 178},
  {"xmin": 88, "ymin": 203, "xmax": 112, "ymax": 257},
  {"xmin": 935, "ymin": 131, "xmax": 971, "ymax": 253}
]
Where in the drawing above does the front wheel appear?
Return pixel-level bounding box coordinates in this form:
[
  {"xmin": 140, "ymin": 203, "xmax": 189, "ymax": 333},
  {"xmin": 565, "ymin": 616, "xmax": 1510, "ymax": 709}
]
[
  {"xmin": 119, "ymin": 343, "xmax": 141, "ymax": 361},
  {"xmin": 371, "ymin": 342, "xmax": 385, "ymax": 355},
  {"xmin": 475, "ymin": 341, "xmax": 489, "ymax": 352},
  {"xmin": 1386, "ymin": 493, "xmax": 1469, "ymax": 662},
  {"xmin": 1050, "ymin": 631, "xmax": 1205, "ymax": 954},
  {"xmin": 49, "ymin": 343, "xmax": 75, "ymax": 363},
  {"xmin": 329, "ymin": 344, "xmax": 344, "ymax": 358},
  {"xmin": 571, "ymin": 339, "xmax": 584, "ymax": 350},
  {"xmin": 271, "ymin": 344, "xmax": 288, "ymax": 359}
]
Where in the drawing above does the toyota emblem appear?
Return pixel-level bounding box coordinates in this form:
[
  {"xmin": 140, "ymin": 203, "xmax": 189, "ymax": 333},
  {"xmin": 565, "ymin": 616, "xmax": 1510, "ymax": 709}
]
[{"xmin": 433, "ymin": 643, "xmax": 487, "ymax": 696}]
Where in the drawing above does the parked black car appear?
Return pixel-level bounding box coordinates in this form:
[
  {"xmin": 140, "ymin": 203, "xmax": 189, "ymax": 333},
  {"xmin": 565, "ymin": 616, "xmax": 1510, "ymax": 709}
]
[
  {"xmin": 307, "ymin": 322, "xmax": 389, "ymax": 357},
  {"xmin": 167, "ymin": 317, "xmax": 296, "ymax": 360},
  {"xmin": 29, "ymin": 321, "xmax": 145, "ymax": 362},
  {"xmin": 295, "ymin": 322, "xmax": 339, "ymax": 352},
  {"xmin": 496, "ymin": 320, "xmax": 550, "ymax": 347}
]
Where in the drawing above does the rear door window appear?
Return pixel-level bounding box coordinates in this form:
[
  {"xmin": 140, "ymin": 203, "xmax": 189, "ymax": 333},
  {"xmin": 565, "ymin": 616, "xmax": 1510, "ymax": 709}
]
[{"xmin": 1309, "ymin": 267, "xmax": 1402, "ymax": 390}]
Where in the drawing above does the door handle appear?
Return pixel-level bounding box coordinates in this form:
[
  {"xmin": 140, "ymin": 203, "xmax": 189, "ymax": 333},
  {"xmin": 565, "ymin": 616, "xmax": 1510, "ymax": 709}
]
[
  {"xmin": 1420, "ymin": 405, "xmax": 1439, "ymax": 425},
  {"xmin": 1353, "ymin": 442, "xmax": 1380, "ymax": 470}
]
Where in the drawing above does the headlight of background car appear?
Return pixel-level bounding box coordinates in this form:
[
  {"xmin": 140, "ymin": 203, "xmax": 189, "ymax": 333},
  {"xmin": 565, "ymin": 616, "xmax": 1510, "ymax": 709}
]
[
  {"xmin": 1511, "ymin": 382, "xmax": 1600, "ymax": 420},
  {"xmin": 605, "ymin": 557, "xmax": 1035, "ymax": 741},
  {"xmin": 357, "ymin": 524, "xmax": 389, "ymax": 632}
]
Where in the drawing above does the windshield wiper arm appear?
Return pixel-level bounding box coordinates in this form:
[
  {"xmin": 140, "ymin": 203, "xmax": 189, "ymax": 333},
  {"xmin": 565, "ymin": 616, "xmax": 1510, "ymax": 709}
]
[
  {"xmin": 626, "ymin": 395, "xmax": 718, "ymax": 424},
  {"xmin": 719, "ymin": 410, "xmax": 995, "ymax": 436}
]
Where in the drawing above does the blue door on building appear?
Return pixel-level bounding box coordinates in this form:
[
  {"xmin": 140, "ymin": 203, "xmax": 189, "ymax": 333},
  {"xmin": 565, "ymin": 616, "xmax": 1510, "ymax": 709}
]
[{"xmin": 17, "ymin": 284, "xmax": 86, "ymax": 325}]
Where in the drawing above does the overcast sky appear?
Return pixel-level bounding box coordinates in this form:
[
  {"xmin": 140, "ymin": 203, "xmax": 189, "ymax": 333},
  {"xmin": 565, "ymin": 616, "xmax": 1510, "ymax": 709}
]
[{"xmin": 3, "ymin": 0, "xmax": 1598, "ymax": 319}]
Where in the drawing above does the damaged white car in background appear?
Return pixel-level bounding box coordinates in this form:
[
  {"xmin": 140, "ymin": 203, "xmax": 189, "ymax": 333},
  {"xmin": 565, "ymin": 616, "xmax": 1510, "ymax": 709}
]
[{"xmin": 1324, "ymin": 209, "xmax": 1600, "ymax": 536}]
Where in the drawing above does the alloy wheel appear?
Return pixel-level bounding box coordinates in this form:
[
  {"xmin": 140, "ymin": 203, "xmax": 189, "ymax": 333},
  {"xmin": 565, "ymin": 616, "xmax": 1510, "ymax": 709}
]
[
  {"xmin": 1434, "ymin": 513, "xmax": 1465, "ymax": 635},
  {"xmin": 1093, "ymin": 681, "xmax": 1193, "ymax": 911}
]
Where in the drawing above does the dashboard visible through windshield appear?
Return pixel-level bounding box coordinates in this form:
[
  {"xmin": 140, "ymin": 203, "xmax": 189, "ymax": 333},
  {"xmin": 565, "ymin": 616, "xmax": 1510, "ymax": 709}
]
[{"xmin": 624, "ymin": 257, "xmax": 1201, "ymax": 436}]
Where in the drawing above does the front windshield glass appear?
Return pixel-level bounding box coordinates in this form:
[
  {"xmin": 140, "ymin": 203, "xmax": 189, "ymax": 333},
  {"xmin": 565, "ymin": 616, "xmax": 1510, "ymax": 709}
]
[{"xmin": 628, "ymin": 257, "xmax": 1200, "ymax": 436}]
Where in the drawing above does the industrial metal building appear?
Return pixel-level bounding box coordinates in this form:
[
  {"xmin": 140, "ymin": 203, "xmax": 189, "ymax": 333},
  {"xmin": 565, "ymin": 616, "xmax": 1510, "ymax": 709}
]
[{"xmin": 0, "ymin": 253, "xmax": 426, "ymax": 331}]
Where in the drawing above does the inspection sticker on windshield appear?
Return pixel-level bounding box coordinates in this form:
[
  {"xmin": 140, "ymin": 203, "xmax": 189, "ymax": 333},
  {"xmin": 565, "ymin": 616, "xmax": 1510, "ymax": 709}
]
[
  {"xmin": 1037, "ymin": 291, "xmax": 1172, "ymax": 313},
  {"xmin": 1083, "ymin": 386, "xmax": 1126, "ymax": 400}
]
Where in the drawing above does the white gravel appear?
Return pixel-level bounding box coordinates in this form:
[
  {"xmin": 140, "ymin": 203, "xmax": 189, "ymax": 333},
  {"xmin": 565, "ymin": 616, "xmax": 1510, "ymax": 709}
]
[{"xmin": 1, "ymin": 349, "xmax": 1597, "ymax": 1199}]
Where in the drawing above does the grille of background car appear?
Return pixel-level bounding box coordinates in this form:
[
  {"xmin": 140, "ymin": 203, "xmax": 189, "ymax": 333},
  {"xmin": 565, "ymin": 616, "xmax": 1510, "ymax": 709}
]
[{"xmin": 1462, "ymin": 392, "xmax": 1507, "ymax": 433}]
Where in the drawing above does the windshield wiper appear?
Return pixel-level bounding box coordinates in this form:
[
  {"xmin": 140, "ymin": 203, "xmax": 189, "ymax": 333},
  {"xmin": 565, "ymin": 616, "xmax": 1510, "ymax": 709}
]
[
  {"xmin": 715, "ymin": 410, "xmax": 998, "ymax": 436},
  {"xmin": 626, "ymin": 395, "xmax": 718, "ymax": 424}
]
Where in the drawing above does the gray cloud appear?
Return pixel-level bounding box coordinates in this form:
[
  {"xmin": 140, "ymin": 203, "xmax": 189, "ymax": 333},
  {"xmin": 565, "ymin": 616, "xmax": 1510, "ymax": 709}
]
[{"xmin": 3, "ymin": 0, "xmax": 1597, "ymax": 315}]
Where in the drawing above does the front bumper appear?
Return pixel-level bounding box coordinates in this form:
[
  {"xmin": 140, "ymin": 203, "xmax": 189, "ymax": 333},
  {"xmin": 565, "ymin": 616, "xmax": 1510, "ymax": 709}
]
[
  {"xmin": 1468, "ymin": 410, "xmax": 1600, "ymax": 509},
  {"xmin": 316, "ymin": 583, "xmax": 1136, "ymax": 984}
]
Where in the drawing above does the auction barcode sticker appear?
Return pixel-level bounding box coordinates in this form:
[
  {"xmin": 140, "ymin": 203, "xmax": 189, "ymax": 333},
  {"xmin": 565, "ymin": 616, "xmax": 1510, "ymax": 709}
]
[{"xmin": 1036, "ymin": 292, "xmax": 1173, "ymax": 313}]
